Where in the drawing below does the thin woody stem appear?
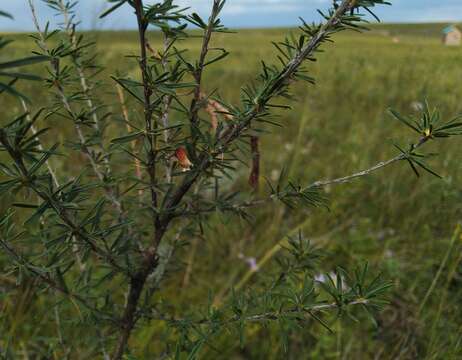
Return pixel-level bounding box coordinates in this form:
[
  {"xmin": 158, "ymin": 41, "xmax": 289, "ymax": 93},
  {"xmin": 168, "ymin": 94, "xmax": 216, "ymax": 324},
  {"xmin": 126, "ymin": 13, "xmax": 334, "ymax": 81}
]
[
  {"xmin": 27, "ymin": 0, "xmax": 123, "ymax": 215},
  {"xmin": 0, "ymin": 235, "xmax": 103, "ymax": 315},
  {"xmin": 59, "ymin": 0, "xmax": 113, "ymax": 173},
  {"xmin": 132, "ymin": 0, "xmax": 160, "ymax": 236},
  {"xmin": 20, "ymin": 99, "xmax": 85, "ymax": 271},
  {"xmin": 113, "ymin": 1, "xmax": 162, "ymax": 358},
  {"xmin": 236, "ymin": 299, "xmax": 369, "ymax": 323},
  {"xmin": 307, "ymin": 136, "xmax": 429, "ymax": 188},
  {"xmin": 60, "ymin": 1, "xmax": 101, "ymax": 132},
  {"xmin": 148, "ymin": 299, "xmax": 370, "ymax": 325},
  {"xmin": 19, "ymin": 99, "xmax": 59, "ymax": 189},
  {"xmin": 189, "ymin": 0, "xmax": 221, "ymax": 133},
  {"xmin": 59, "ymin": 0, "xmax": 116, "ymax": 182},
  {"xmin": 113, "ymin": 1, "xmax": 227, "ymax": 356},
  {"xmin": 160, "ymin": 36, "xmax": 174, "ymax": 183},
  {"xmin": 0, "ymin": 131, "xmax": 123, "ymax": 273},
  {"xmin": 19, "ymin": 100, "xmax": 79, "ymax": 343},
  {"xmin": 178, "ymin": 137, "xmax": 430, "ymax": 216},
  {"xmin": 310, "ymin": 155, "xmax": 403, "ymax": 188},
  {"xmin": 116, "ymin": 84, "xmax": 143, "ymax": 198}
]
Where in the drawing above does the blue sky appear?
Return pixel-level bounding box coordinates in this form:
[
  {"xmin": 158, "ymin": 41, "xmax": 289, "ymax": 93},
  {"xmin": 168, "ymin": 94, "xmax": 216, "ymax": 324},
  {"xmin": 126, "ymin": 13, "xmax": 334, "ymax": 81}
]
[{"xmin": 1, "ymin": 0, "xmax": 461, "ymax": 31}]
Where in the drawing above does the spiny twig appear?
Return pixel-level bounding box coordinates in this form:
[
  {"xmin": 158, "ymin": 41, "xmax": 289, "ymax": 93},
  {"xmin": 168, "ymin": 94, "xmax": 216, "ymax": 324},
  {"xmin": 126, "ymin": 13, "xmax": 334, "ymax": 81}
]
[
  {"xmin": 0, "ymin": 129, "xmax": 124, "ymax": 272},
  {"xmin": 0, "ymin": 233, "xmax": 99, "ymax": 313},
  {"xmin": 148, "ymin": 299, "xmax": 370, "ymax": 326},
  {"xmin": 158, "ymin": 36, "xmax": 174, "ymax": 183},
  {"xmin": 20, "ymin": 98, "xmax": 85, "ymax": 271},
  {"xmin": 189, "ymin": 0, "xmax": 222, "ymax": 132},
  {"xmin": 59, "ymin": 0, "xmax": 114, "ymax": 175},
  {"xmin": 112, "ymin": 1, "xmax": 161, "ymax": 358},
  {"xmin": 27, "ymin": 0, "xmax": 123, "ymax": 215}
]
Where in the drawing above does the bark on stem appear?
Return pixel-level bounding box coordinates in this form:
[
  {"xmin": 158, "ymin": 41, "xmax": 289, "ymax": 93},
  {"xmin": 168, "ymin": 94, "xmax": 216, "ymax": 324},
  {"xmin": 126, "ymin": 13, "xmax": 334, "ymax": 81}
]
[{"xmin": 112, "ymin": 1, "xmax": 162, "ymax": 357}]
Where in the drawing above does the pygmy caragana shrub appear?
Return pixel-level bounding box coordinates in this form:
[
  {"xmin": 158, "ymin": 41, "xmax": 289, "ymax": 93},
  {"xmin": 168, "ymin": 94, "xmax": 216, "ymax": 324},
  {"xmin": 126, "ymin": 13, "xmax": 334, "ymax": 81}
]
[{"xmin": 1, "ymin": 0, "xmax": 462, "ymax": 358}]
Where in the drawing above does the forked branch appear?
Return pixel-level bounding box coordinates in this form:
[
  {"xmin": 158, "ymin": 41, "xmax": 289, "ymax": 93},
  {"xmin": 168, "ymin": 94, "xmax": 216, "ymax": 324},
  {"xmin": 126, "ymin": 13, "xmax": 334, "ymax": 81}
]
[{"xmin": 111, "ymin": 1, "xmax": 366, "ymax": 358}]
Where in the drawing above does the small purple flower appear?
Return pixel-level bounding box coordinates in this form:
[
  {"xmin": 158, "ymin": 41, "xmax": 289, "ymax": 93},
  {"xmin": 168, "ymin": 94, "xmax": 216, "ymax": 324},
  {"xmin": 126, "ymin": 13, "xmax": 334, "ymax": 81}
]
[
  {"xmin": 238, "ymin": 253, "xmax": 259, "ymax": 272},
  {"xmin": 246, "ymin": 257, "xmax": 259, "ymax": 272}
]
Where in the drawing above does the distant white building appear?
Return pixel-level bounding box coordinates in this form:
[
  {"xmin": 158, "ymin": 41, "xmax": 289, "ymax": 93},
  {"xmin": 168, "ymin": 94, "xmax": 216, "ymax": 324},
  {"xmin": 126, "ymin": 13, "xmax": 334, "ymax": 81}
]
[{"xmin": 442, "ymin": 25, "xmax": 461, "ymax": 46}]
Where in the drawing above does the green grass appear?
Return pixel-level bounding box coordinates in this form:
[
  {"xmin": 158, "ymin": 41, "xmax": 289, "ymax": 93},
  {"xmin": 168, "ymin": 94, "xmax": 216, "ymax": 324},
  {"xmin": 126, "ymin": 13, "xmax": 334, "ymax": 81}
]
[{"xmin": 1, "ymin": 23, "xmax": 462, "ymax": 359}]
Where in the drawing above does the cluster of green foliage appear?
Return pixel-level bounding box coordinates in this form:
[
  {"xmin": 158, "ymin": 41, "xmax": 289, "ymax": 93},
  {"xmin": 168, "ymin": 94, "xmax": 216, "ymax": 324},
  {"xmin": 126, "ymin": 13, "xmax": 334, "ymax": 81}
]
[
  {"xmin": 0, "ymin": 12, "xmax": 48, "ymax": 99},
  {"xmin": 1, "ymin": 1, "xmax": 462, "ymax": 359}
]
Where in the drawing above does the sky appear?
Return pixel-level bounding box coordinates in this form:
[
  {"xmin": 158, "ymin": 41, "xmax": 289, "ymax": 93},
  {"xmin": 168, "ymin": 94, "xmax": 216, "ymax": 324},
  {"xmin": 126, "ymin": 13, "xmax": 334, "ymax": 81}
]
[{"xmin": 0, "ymin": 0, "xmax": 461, "ymax": 31}]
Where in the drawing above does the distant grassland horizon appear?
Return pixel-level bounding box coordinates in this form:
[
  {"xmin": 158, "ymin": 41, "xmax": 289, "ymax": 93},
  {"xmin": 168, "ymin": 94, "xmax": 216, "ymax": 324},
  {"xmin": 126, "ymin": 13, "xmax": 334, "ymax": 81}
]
[
  {"xmin": 2, "ymin": 23, "xmax": 462, "ymax": 358},
  {"xmin": 0, "ymin": 21, "xmax": 460, "ymax": 33}
]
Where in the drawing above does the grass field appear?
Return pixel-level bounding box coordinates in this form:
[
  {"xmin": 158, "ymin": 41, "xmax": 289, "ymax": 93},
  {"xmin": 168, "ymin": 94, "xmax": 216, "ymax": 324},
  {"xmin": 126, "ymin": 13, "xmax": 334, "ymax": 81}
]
[{"xmin": 2, "ymin": 22, "xmax": 462, "ymax": 359}]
